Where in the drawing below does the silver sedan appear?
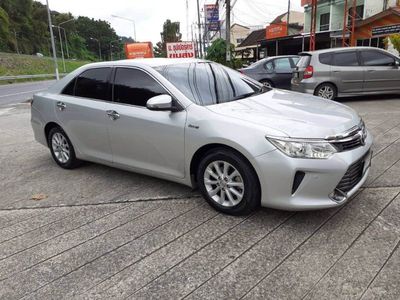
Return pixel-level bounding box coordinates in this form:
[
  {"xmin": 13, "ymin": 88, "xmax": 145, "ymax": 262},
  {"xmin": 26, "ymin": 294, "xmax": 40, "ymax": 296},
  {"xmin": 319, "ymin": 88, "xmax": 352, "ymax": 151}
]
[{"xmin": 31, "ymin": 58, "xmax": 372, "ymax": 215}]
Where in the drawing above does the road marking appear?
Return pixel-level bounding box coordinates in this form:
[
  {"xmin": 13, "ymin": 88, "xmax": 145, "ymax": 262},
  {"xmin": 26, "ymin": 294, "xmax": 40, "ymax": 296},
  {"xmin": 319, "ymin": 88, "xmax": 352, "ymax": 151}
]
[{"xmin": 0, "ymin": 88, "xmax": 46, "ymax": 98}]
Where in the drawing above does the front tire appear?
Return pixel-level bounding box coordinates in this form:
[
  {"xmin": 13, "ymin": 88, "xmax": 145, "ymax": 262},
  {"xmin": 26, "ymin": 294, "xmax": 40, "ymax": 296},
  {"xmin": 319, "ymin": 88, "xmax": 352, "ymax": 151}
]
[
  {"xmin": 48, "ymin": 126, "xmax": 81, "ymax": 169},
  {"xmin": 196, "ymin": 148, "xmax": 260, "ymax": 215},
  {"xmin": 315, "ymin": 83, "xmax": 337, "ymax": 100}
]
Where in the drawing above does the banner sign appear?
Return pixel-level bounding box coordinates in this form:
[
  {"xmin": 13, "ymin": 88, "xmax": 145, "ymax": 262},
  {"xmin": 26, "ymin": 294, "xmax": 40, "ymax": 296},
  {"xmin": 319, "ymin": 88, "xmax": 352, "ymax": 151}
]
[
  {"xmin": 205, "ymin": 4, "xmax": 219, "ymax": 32},
  {"xmin": 166, "ymin": 42, "xmax": 195, "ymax": 58},
  {"xmin": 372, "ymin": 24, "xmax": 400, "ymax": 36}
]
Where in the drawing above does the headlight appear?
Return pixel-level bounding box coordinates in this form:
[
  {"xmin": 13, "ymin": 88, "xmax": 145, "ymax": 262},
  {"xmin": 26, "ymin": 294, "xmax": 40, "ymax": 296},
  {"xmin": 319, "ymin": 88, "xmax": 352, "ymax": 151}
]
[{"xmin": 266, "ymin": 137, "xmax": 337, "ymax": 159}]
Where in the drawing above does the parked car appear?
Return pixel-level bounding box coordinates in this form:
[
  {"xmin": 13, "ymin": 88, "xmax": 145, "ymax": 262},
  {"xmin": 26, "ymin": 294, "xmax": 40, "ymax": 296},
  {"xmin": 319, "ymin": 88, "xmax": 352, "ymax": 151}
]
[
  {"xmin": 239, "ymin": 55, "xmax": 299, "ymax": 89},
  {"xmin": 31, "ymin": 58, "xmax": 372, "ymax": 215},
  {"xmin": 292, "ymin": 46, "xmax": 400, "ymax": 100}
]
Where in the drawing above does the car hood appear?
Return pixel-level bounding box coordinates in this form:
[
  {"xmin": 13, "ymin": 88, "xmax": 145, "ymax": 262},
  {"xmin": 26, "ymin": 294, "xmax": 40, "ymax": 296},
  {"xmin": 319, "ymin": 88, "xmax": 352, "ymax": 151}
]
[{"xmin": 206, "ymin": 89, "xmax": 360, "ymax": 139}]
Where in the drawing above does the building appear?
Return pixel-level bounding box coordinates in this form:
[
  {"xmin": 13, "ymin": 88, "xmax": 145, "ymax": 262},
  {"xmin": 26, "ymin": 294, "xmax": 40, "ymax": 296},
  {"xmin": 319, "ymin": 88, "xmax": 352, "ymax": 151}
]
[
  {"xmin": 236, "ymin": 10, "xmax": 305, "ymax": 62},
  {"xmin": 302, "ymin": 0, "xmax": 400, "ymax": 49},
  {"xmin": 230, "ymin": 23, "xmax": 251, "ymax": 47}
]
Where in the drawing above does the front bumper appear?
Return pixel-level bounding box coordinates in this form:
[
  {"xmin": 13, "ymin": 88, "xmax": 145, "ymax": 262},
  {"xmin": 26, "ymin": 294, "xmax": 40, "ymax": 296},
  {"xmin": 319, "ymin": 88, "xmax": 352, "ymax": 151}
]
[{"xmin": 251, "ymin": 131, "xmax": 372, "ymax": 211}]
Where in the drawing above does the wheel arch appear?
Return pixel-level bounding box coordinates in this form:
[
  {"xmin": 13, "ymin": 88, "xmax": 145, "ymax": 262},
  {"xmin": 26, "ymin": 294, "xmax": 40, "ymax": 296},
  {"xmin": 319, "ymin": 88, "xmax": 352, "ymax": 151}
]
[
  {"xmin": 44, "ymin": 121, "xmax": 62, "ymax": 147},
  {"xmin": 314, "ymin": 81, "xmax": 338, "ymax": 96},
  {"xmin": 189, "ymin": 143, "xmax": 261, "ymax": 191}
]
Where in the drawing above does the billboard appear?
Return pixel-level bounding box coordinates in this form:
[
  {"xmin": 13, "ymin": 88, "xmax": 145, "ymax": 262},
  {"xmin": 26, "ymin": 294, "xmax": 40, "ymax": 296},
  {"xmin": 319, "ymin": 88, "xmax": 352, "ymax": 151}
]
[
  {"xmin": 205, "ymin": 4, "xmax": 219, "ymax": 31},
  {"xmin": 266, "ymin": 23, "xmax": 288, "ymax": 39},
  {"xmin": 124, "ymin": 42, "xmax": 154, "ymax": 59},
  {"xmin": 166, "ymin": 42, "xmax": 195, "ymax": 58}
]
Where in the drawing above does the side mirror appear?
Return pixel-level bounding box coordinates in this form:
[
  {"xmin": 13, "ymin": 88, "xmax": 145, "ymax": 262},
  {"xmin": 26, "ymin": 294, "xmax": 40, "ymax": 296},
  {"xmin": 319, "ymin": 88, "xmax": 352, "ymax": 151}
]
[{"xmin": 146, "ymin": 94, "xmax": 182, "ymax": 112}]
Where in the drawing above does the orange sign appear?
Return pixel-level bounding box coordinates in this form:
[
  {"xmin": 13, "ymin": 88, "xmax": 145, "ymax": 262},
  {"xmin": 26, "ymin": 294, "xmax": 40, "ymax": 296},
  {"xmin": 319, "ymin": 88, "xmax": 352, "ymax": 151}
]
[
  {"xmin": 124, "ymin": 42, "xmax": 154, "ymax": 59},
  {"xmin": 266, "ymin": 23, "xmax": 288, "ymax": 39},
  {"xmin": 301, "ymin": 0, "xmax": 313, "ymax": 6}
]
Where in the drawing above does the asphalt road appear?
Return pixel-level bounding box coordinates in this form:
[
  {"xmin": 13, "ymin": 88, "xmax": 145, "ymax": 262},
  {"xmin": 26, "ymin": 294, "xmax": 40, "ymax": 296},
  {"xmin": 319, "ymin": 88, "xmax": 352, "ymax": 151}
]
[
  {"xmin": 0, "ymin": 97, "xmax": 400, "ymax": 299},
  {"xmin": 0, "ymin": 80, "xmax": 54, "ymax": 106}
]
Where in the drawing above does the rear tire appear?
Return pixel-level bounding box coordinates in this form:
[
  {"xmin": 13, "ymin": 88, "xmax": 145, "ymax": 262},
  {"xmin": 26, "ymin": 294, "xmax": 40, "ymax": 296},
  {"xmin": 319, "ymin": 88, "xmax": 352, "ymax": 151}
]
[
  {"xmin": 260, "ymin": 79, "xmax": 274, "ymax": 89},
  {"xmin": 314, "ymin": 83, "xmax": 337, "ymax": 100},
  {"xmin": 196, "ymin": 148, "xmax": 261, "ymax": 215},
  {"xmin": 47, "ymin": 126, "xmax": 81, "ymax": 169}
]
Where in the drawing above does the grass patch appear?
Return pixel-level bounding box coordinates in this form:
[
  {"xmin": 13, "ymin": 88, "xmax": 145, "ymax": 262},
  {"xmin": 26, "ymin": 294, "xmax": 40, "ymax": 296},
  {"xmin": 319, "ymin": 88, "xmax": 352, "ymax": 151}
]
[{"xmin": 0, "ymin": 52, "xmax": 91, "ymax": 83}]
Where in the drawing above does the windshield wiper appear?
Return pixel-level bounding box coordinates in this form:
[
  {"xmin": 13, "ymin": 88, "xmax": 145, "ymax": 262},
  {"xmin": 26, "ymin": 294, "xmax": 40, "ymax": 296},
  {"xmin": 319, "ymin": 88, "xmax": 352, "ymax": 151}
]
[{"xmin": 233, "ymin": 86, "xmax": 268, "ymax": 100}]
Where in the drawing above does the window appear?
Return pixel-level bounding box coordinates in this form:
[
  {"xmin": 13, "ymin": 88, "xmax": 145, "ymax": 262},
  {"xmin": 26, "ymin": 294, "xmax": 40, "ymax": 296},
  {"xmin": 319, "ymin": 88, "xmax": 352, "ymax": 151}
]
[
  {"xmin": 264, "ymin": 61, "xmax": 274, "ymax": 72},
  {"xmin": 320, "ymin": 13, "xmax": 330, "ymax": 31},
  {"xmin": 361, "ymin": 50, "xmax": 395, "ymax": 66},
  {"xmin": 113, "ymin": 68, "xmax": 167, "ymax": 107},
  {"xmin": 333, "ymin": 51, "xmax": 359, "ymax": 66},
  {"xmin": 274, "ymin": 58, "xmax": 292, "ymax": 72},
  {"xmin": 297, "ymin": 55, "xmax": 311, "ymax": 68},
  {"xmin": 75, "ymin": 68, "xmax": 111, "ymax": 100},
  {"xmin": 291, "ymin": 57, "xmax": 300, "ymax": 66},
  {"xmin": 62, "ymin": 78, "xmax": 76, "ymax": 95},
  {"xmin": 236, "ymin": 38, "xmax": 244, "ymax": 44},
  {"xmin": 319, "ymin": 53, "xmax": 333, "ymax": 65},
  {"xmin": 154, "ymin": 62, "xmax": 261, "ymax": 106}
]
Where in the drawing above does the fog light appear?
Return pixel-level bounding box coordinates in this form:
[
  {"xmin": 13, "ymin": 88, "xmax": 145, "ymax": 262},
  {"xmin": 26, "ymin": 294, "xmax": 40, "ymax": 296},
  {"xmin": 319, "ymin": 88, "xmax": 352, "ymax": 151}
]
[{"xmin": 329, "ymin": 189, "xmax": 347, "ymax": 202}]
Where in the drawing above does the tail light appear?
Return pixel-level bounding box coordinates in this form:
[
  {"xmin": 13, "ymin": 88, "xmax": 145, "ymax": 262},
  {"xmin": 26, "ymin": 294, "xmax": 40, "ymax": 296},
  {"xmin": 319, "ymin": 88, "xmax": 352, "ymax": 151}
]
[{"xmin": 303, "ymin": 65, "xmax": 313, "ymax": 79}]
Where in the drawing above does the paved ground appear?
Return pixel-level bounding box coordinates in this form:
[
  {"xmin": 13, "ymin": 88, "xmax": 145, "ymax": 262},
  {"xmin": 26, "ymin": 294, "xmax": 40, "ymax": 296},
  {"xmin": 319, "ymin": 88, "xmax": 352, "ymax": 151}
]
[
  {"xmin": 0, "ymin": 80, "xmax": 54, "ymax": 106},
  {"xmin": 0, "ymin": 96, "xmax": 399, "ymax": 299}
]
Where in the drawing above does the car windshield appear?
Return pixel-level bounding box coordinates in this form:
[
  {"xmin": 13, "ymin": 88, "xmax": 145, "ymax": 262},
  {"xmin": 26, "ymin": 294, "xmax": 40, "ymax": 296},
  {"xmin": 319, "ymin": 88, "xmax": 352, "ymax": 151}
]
[{"xmin": 154, "ymin": 62, "xmax": 266, "ymax": 106}]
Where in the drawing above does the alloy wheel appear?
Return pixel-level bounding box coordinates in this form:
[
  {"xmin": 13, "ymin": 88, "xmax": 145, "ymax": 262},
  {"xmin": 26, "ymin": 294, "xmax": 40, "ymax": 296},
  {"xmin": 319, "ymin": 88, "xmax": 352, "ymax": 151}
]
[
  {"xmin": 51, "ymin": 132, "xmax": 70, "ymax": 164},
  {"xmin": 262, "ymin": 81, "xmax": 272, "ymax": 88},
  {"xmin": 318, "ymin": 85, "xmax": 334, "ymax": 99},
  {"xmin": 203, "ymin": 160, "xmax": 244, "ymax": 207}
]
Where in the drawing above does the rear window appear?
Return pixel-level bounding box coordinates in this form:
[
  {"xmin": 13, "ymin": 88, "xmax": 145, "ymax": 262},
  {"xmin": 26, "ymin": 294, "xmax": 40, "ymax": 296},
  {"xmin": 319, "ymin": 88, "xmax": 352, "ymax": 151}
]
[
  {"xmin": 296, "ymin": 55, "xmax": 311, "ymax": 68},
  {"xmin": 319, "ymin": 53, "xmax": 333, "ymax": 65}
]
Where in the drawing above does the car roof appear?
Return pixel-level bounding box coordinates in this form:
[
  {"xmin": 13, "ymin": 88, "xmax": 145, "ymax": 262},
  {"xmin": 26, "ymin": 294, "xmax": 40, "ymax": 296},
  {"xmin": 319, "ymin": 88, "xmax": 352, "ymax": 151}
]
[
  {"xmin": 299, "ymin": 46, "xmax": 389, "ymax": 56},
  {"xmin": 80, "ymin": 58, "xmax": 206, "ymax": 69}
]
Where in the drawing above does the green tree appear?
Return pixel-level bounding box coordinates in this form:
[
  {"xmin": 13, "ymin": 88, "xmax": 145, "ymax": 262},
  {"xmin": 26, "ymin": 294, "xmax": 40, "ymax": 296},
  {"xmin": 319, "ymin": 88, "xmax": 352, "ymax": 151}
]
[
  {"xmin": 0, "ymin": 7, "xmax": 11, "ymax": 51},
  {"xmin": 154, "ymin": 19, "xmax": 182, "ymax": 57},
  {"xmin": 206, "ymin": 38, "xmax": 242, "ymax": 68}
]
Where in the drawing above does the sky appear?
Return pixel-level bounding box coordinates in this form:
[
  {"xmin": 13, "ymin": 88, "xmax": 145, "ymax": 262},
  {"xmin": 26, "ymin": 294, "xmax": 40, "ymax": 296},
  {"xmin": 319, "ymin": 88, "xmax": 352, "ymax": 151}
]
[{"xmin": 39, "ymin": 0, "xmax": 303, "ymax": 44}]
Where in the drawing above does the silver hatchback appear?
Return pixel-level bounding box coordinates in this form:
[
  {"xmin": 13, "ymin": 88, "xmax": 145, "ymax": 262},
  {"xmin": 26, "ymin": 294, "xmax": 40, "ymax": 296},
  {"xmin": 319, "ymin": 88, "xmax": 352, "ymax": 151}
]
[{"xmin": 291, "ymin": 47, "xmax": 400, "ymax": 100}]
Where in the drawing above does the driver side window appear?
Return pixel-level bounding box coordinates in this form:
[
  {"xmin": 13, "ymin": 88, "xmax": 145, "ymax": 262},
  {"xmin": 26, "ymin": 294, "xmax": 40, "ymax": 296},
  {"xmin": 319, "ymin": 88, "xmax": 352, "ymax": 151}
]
[{"xmin": 113, "ymin": 68, "xmax": 168, "ymax": 107}]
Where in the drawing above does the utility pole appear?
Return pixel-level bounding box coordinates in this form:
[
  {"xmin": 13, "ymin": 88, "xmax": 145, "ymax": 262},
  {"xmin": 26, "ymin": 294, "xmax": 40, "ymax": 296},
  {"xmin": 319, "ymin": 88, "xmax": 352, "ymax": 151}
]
[
  {"xmin": 186, "ymin": 0, "xmax": 189, "ymax": 41},
  {"xmin": 226, "ymin": 0, "xmax": 231, "ymax": 62},
  {"xmin": 196, "ymin": 0, "xmax": 203, "ymax": 58},
  {"xmin": 53, "ymin": 25, "xmax": 66, "ymax": 72},
  {"xmin": 46, "ymin": 0, "xmax": 59, "ymax": 80},
  {"xmin": 13, "ymin": 29, "xmax": 19, "ymax": 54},
  {"xmin": 287, "ymin": 0, "xmax": 291, "ymax": 36}
]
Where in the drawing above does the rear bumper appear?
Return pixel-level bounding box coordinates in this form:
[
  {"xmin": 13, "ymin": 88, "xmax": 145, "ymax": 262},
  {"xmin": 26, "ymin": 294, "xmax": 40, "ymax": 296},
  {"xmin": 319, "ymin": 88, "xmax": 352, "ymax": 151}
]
[
  {"xmin": 251, "ymin": 131, "xmax": 372, "ymax": 211},
  {"xmin": 291, "ymin": 80, "xmax": 317, "ymax": 95}
]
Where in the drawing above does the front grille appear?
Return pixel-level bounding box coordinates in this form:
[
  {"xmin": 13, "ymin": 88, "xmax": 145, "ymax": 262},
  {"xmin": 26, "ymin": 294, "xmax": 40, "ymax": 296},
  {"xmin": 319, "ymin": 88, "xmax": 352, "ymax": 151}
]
[
  {"xmin": 331, "ymin": 136, "xmax": 363, "ymax": 151},
  {"xmin": 336, "ymin": 152, "xmax": 368, "ymax": 193}
]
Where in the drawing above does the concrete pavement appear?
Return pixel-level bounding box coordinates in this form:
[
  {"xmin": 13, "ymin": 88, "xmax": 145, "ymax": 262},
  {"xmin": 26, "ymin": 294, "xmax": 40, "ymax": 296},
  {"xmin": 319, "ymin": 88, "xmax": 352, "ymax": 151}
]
[
  {"xmin": 0, "ymin": 97, "xmax": 399, "ymax": 299},
  {"xmin": 0, "ymin": 80, "xmax": 54, "ymax": 106}
]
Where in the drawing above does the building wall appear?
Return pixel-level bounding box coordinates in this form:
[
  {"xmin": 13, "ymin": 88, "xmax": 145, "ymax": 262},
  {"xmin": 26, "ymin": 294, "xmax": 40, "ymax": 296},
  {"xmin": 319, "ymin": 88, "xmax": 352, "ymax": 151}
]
[{"xmin": 230, "ymin": 25, "xmax": 250, "ymax": 47}]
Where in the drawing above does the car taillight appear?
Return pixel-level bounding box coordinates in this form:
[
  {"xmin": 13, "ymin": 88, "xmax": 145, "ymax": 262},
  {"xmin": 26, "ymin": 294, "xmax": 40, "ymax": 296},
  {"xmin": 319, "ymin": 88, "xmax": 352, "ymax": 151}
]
[{"xmin": 303, "ymin": 65, "xmax": 313, "ymax": 79}]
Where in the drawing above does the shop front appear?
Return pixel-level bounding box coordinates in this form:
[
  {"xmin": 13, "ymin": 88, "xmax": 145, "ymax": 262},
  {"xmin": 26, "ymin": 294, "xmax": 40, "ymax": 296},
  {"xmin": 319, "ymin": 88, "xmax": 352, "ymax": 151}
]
[{"xmin": 354, "ymin": 7, "xmax": 400, "ymax": 49}]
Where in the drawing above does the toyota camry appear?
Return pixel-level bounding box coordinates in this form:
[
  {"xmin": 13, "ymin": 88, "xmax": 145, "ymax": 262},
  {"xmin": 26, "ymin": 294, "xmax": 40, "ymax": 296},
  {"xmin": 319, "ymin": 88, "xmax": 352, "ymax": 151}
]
[{"xmin": 31, "ymin": 58, "xmax": 372, "ymax": 215}]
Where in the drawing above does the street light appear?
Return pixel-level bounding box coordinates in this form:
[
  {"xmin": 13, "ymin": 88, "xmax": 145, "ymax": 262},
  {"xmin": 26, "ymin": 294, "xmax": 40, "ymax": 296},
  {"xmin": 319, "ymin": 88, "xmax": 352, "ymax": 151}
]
[
  {"xmin": 59, "ymin": 18, "xmax": 74, "ymax": 59},
  {"xmin": 90, "ymin": 37, "xmax": 102, "ymax": 60},
  {"xmin": 45, "ymin": 0, "xmax": 59, "ymax": 80},
  {"xmin": 111, "ymin": 15, "xmax": 136, "ymax": 41},
  {"xmin": 52, "ymin": 25, "xmax": 66, "ymax": 72}
]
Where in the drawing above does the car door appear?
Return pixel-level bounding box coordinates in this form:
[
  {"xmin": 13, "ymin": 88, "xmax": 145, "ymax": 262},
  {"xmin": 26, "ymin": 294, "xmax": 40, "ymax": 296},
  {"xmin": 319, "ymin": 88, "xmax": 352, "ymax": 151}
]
[
  {"xmin": 56, "ymin": 67, "xmax": 113, "ymax": 162},
  {"xmin": 106, "ymin": 67, "xmax": 186, "ymax": 178},
  {"xmin": 271, "ymin": 57, "xmax": 294, "ymax": 89},
  {"xmin": 360, "ymin": 49, "xmax": 400, "ymax": 92},
  {"xmin": 331, "ymin": 51, "xmax": 364, "ymax": 94}
]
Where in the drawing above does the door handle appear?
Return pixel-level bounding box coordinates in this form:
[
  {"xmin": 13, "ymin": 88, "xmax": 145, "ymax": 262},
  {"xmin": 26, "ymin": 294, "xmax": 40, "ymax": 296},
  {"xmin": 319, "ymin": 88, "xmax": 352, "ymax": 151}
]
[
  {"xmin": 56, "ymin": 101, "xmax": 66, "ymax": 110},
  {"xmin": 332, "ymin": 70, "xmax": 340, "ymax": 73},
  {"xmin": 106, "ymin": 110, "xmax": 120, "ymax": 120},
  {"xmin": 367, "ymin": 70, "xmax": 375, "ymax": 72}
]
